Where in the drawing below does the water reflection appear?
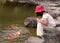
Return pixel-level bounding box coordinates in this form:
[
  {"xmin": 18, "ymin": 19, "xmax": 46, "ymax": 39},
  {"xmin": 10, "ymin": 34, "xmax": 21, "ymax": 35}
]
[{"xmin": 0, "ymin": 5, "xmax": 34, "ymax": 25}]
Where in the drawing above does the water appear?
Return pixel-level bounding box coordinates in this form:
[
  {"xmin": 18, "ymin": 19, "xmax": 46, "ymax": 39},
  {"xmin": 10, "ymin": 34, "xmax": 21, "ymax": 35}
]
[
  {"xmin": 0, "ymin": 4, "xmax": 36, "ymax": 43},
  {"xmin": 0, "ymin": 26, "xmax": 31, "ymax": 43},
  {"xmin": 0, "ymin": 5, "xmax": 34, "ymax": 25}
]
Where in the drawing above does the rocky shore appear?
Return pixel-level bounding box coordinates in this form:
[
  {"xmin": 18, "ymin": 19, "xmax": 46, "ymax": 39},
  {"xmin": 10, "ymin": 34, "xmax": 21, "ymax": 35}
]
[{"xmin": 24, "ymin": 0, "xmax": 60, "ymax": 43}]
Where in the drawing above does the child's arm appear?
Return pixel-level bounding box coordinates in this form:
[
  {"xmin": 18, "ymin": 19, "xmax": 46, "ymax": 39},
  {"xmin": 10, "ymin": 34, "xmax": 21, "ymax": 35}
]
[{"xmin": 36, "ymin": 18, "xmax": 48, "ymax": 26}]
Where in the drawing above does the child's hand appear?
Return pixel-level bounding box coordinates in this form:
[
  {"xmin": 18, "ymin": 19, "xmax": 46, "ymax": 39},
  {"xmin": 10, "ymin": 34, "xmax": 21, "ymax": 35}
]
[{"xmin": 36, "ymin": 18, "xmax": 41, "ymax": 22}]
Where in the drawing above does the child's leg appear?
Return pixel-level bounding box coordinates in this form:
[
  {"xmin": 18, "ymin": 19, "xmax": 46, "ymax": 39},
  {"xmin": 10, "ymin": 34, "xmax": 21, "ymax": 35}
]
[
  {"xmin": 37, "ymin": 22, "xmax": 44, "ymax": 37},
  {"xmin": 43, "ymin": 25, "xmax": 56, "ymax": 33}
]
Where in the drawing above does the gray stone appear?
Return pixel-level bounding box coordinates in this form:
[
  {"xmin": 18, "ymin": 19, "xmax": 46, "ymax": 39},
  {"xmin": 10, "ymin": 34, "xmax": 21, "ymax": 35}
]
[
  {"xmin": 44, "ymin": 28, "xmax": 60, "ymax": 43},
  {"xmin": 24, "ymin": 37, "xmax": 45, "ymax": 43},
  {"xmin": 56, "ymin": 27, "xmax": 60, "ymax": 31},
  {"xmin": 56, "ymin": 16, "xmax": 60, "ymax": 21},
  {"xmin": 3, "ymin": 0, "xmax": 60, "ymax": 7},
  {"xmin": 44, "ymin": 6, "xmax": 60, "ymax": 19},
  {"xmin": 55, "ymin": 20, "xmax": 60, "ymax": 27},
  {"xmin": 0, "ymin": 26, "xmax": 30, "ymax": 43},
  {"xmin": 24, "ymin": 17, "xmax": 37, "ymax": 27}
]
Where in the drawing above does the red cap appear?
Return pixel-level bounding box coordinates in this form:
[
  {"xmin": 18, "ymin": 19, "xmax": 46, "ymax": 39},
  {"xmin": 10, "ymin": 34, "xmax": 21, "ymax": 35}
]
[{"xmin": 35, "ymin": 5, "xmax": 45, "ymax": 13}]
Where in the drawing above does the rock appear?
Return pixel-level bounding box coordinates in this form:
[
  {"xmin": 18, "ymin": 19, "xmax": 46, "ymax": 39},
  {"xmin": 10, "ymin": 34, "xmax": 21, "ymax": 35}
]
[
  {"xmin": 44, "ymin": 33, "xmax": 60, "ymax": 43},
  {"xmin": 55, "ymin": 20, "xmax": 60, "ymax": 27},
  {"xmin": 3, "ymin": 0, "xmax": 60, "ymax": 7},
  {"xmin": 24, "ymin": 33, "xmax": 60, "ymax": 43},
  {"xmin": 24, "ymin": 37, "xmax": 45, "ymax": 43},
  {"xmin": 24, "ymin": 32, "xmax": 60, "ymax": 43},
  {"xmin": 56, "ymin": 27, "xmax": 60, "ymax": 31},
  {"xmin": 24, "ymin": 17, "xmax": 60, "ymax": 43},
  {"xmin": 44, "ymin": 28, "xmax": 60, "ymax": 43},
  {"xmin": 44, "ymin": 6, "xmax": 60, "ymax": 19},
  {"xmin": 40, "ymin": 1, "xmax": 60, "ymax": 19},
  {"xmin": 24, "ymin": 17, "xmax": 37, "ymax": 27},
  {"xmin": 56, "ymin": 16, "xmax": 60, "ymax": 21},
  {"xmin": 4, "ymin": 0, "xmax": 38, "ymax": 5},
  {"xmin": 0, "ymin": 26, "xmax": 30, "ymax": 43}
]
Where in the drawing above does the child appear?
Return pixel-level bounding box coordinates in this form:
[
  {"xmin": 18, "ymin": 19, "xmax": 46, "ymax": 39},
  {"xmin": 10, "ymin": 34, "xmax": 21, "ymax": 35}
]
[{"xmin": 35, "ymin": 5, "xmax": 56, "ymax": 38}]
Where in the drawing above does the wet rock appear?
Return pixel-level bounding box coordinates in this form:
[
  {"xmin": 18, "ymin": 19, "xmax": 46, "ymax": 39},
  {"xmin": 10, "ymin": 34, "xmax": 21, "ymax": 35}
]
[
  {"xmin": 44, "ymin": 34, "xmax": 60, "ymax": 43},
  {"xmin": 24, "ymin": 33, "xmax": 60, "ymax": 43},
  {"xmin": 44, "ymin": 29, "xmax": 60, "ymax": 43},
  {"xmin": 24, "ymin": 37, "xmax": 45, "ymax": 43},
  {"xmin": 0, "ymin": 26, "xmax": 30, "ymax": 43},
  {"xmin": 24, "ymin": 17, "xmax": 37, "ymax": 28},
  {"xmin": 55, "ymin": 20, "xmax": 60, "ymax": 27},
  {"xmin": 56, "ymin": 16, "xmax": 60, "ymax": 21},
  {"xmin": 56, "ymin": 27, "xmax": 60, "ymax": 32},
  {"xmin": 3, "ymin": 0, "xmax": 60, "ymax": 7},
  {"xmin": 4, "ymin": 0, "xmax": 38, "ymax": 6},
  {"xmin": 44, "ymin": 6, "xmax": 60, "ymax": 19},
  {"xmin": 39, "ymin": 1, "xmax": 60, "ymax": 19}
]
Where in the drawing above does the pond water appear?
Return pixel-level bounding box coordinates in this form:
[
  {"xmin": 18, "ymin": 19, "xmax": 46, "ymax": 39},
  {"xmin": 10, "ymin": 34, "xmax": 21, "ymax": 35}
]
[
  {"xmin": 0, "ymin": 5, "xmax": 35, "ymax": 25},
  {"xmin": 0, "ymin": 4, "xmax": 36, "ymax": 43}
]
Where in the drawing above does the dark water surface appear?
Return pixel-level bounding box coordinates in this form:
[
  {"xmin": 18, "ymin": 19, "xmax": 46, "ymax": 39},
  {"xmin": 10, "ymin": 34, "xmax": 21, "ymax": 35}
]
[
  {"xmin": 0, "ymin": 5, "xmax": 36, "ymax": 43},
  {"xmin": 0, "ymin": 5, "xmax": 34, "ymax": 25}
]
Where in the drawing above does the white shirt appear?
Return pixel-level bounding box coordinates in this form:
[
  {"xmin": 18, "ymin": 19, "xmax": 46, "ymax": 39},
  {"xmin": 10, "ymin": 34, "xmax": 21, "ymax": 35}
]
[{"xmin": 42, "ymin": 13, "xmax": 56, "ymax": 26}]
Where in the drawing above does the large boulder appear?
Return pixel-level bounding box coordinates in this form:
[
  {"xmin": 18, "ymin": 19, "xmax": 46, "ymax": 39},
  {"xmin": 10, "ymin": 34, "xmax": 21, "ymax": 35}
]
[
  {"xmin": 3, "ymin": 0, "xmax": 60, "ymax": 8},
  {"xmin": 39, "ymin": 1, "xmax": 60, "ymax": 19},
  {"xmin": 56, "ymin": 16, "xmax": 60, "ymax": 21},
  {"xmin": 4, "ymin": 0, "xmax": 38, "ymax": 5},
  {"xmin": 24, "ymin": 29, "xmax": 60, "ymax": 43},
  {"xmin": 24, "ymin": 37, "xmax": 45, "ymax": 43},
  {"xmin": 24, "ymin": 17, "xmax": 37, "ymax": 28},
  {"xmin": 56, "ymin": 27, "xmax": 60, "ymax": 32},
  {"xmin": 24, "ymin": 16, "xmax": 60, "ymax": 43},
  {"xmin": 55, "ymin": 19, "xmax": 60, "ymax": 27},
  {"xmin": 44, "ymin": 31, "xmax": 60, "ymax": 43},
  {"xmin": 46, "ymin": 6, "xmax": 60, "ymax": 19}
]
